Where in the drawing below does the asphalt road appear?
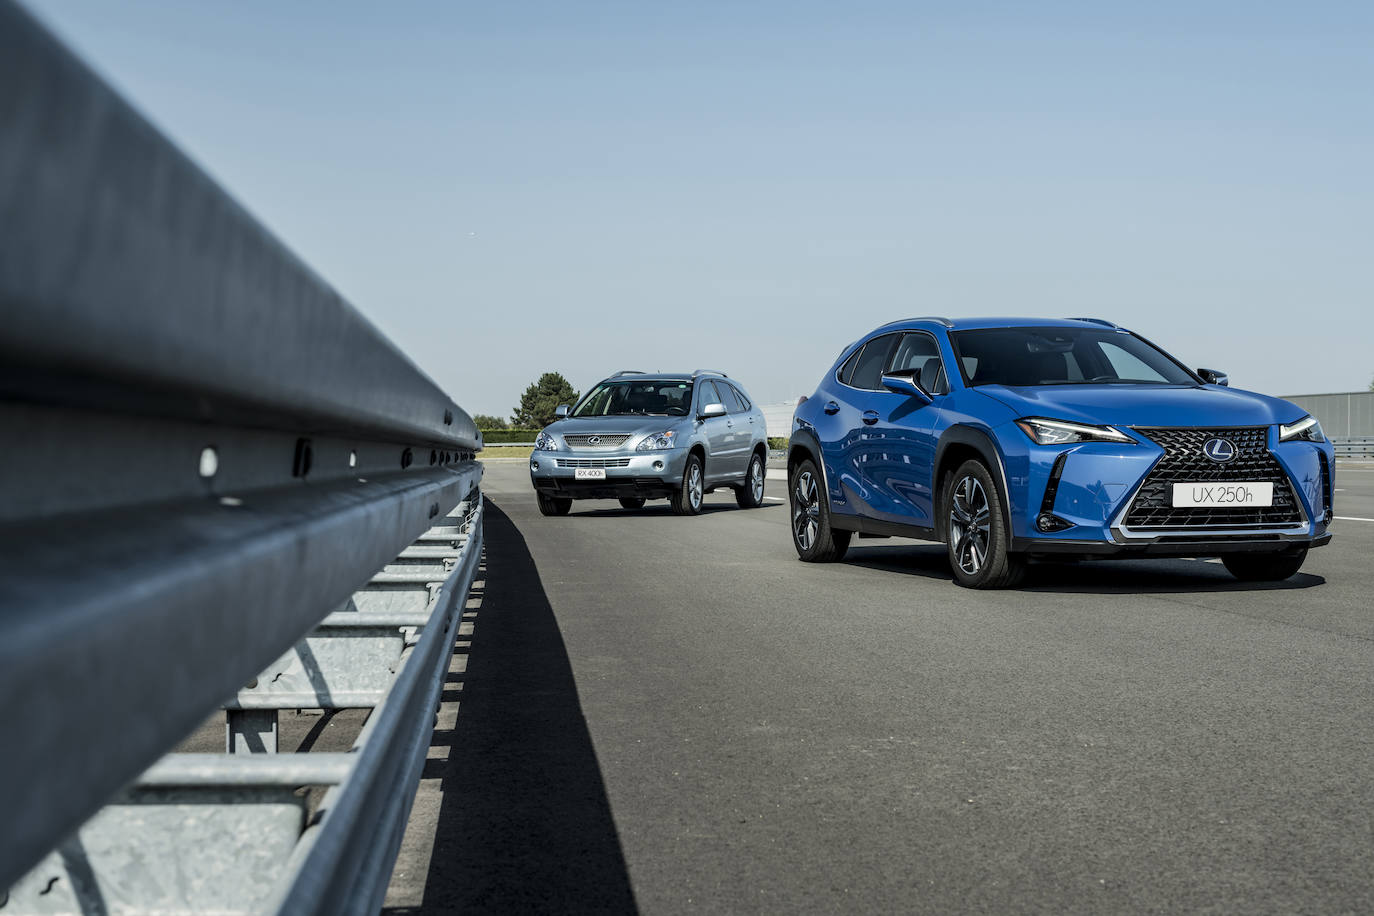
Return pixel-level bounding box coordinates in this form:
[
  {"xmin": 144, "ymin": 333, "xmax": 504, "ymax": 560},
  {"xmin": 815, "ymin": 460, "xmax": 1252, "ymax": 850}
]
[{"xmin": 401, "ymin": 458, "xmax": 1374, "ymax": 914}]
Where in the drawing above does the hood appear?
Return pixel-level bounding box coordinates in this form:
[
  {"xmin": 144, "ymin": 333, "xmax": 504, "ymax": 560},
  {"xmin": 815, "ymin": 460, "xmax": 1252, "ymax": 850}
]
[{"xmin": 977, "ymin": 384, "xmax": 1307, "ymax": 429}]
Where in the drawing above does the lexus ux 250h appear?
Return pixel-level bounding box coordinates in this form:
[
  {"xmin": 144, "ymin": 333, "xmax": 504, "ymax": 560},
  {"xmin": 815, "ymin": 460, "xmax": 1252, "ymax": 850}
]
[{"xmin": 789, "ymin": 317, "xmax": 1333, "ymax": 588}]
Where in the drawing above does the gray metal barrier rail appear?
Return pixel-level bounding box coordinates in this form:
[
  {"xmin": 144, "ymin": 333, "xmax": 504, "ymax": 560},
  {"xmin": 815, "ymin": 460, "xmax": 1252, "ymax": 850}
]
[
  {"xmin": 1, "ymin": 2, "xmax": 483, "ymax": 910},
  {"xmin": 1334, "ymin": 437, "xmax": 1374, "ymax": 458}
]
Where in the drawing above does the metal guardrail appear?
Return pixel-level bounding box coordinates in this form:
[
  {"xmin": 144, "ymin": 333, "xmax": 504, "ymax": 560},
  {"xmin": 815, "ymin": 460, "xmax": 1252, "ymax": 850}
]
[
  {"xmin": 1, "ymin": 2, "xmax": 483, "ymax": 910},
  {"xmin": 1334, "ymin": 437, "xmax": 1374, "ymax": 458}
]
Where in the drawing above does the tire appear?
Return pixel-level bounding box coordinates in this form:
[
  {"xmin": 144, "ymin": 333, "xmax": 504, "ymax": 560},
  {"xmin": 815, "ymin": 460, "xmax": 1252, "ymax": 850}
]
[
  {"xmin": 941, "ymin": 459, "xmax": 1024, "ymax": 589},
  {"xmin": 1222, "ymin": 548, "xmax": 1308, "ymax": 582},
  {"xmin": 618, "ymin": 497, "xmax": 646, "ymax": 510},
  {"xmin": 670, "ymin": 453, "xmax": 705, "ymax": 515},
  {"xmin": 789, "ymin": 458, "xmax": 851, "ymax": 562},
  {"xmin": 735, "ymin": 452, "xmax": 766, "ymax": 509},
  {"xmin": 536, "ymin": 492, "xmax": 572, "ymax": 516}
]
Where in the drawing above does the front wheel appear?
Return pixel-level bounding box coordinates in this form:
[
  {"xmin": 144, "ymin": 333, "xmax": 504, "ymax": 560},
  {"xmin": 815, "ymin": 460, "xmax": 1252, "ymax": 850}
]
[
  {"xmin": 670, "ymin": 453, "xmax": 705, "ymax": 515},
  {"xmin": 536, "ymin": 492, "xmax": 572, "ymax": 516},
  {"xmin": 941, "ymin": 460, "xmax": 1024, "ymax": 589},
  {"xmin": 789, "ymin": 459, "xmax": 850, "ymax": 561},
  {"xmin": 735, "ymin": 452, "xmax": 766, "ymax": 508},
  {"xmin": 1222, "ymin": 548, "xmax": 1308, "ymax": 581}
]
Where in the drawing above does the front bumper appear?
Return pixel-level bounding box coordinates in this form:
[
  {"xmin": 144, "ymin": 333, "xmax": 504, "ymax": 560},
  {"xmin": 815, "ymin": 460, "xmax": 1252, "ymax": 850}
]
[
  {"xmin": 1000, "ymin": 422, "xmax": 1336, "ymax": 556},
  {"xmin": 529, "ymin": 448, "xmax": 688, "ymax": 500}
]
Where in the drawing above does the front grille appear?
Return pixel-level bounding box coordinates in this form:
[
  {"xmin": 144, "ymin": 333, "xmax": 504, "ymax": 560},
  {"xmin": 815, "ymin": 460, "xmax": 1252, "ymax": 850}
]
[
  {"xmin": 1123, "ymin": 427, "xmax": 1303, "ymax": 529},
  {"xmin": 563, "ymin": 434, "xmax": 631, "ymax": 449},
  {"xmin": 557, "ymin": 458, "xmax": 632, "ymax": 468}
]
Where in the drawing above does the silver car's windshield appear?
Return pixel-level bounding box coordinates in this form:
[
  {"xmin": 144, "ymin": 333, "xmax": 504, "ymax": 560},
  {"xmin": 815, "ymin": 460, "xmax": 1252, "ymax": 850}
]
[{"xmin": 572, "ymin": 380, "xmax": 695, "ymax": 417}]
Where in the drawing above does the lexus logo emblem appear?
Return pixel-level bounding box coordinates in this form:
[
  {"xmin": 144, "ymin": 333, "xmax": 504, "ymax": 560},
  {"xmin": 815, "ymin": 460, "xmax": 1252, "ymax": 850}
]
[
  {"xmin": 1203, "ymin": 438, "xmax": 1236, "ymax": 463},
  {"xmin": 587, "ymin": 436, "xmax": 601, "ymax": 445}
]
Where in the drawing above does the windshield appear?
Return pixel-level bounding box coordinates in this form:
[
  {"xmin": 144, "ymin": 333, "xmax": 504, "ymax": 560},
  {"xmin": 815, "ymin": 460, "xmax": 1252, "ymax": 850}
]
[
  {"xmin": 572, "ymin": 379, "xmax": 695, "ymax": 417},
  {"xmin": 948, "ymin": 327, "xmax": 1198, "ymax": 388}
]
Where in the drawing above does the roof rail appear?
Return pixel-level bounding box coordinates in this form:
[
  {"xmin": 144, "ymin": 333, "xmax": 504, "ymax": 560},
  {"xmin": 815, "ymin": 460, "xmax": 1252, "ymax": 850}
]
[
  {"xmin": 898, "ymin": 316, "xmax": 954, "ymax": 328},
  {"xmin": 1068, "ymin": 317, "xmax": 1119, "ymax": 329},
  {"xmin": 610, "ymin": 370, "xmax": 645, "ymax": 378},
  {"xmin": 691, "ymin": 369, "xmax": 728, "ymax": 378}
]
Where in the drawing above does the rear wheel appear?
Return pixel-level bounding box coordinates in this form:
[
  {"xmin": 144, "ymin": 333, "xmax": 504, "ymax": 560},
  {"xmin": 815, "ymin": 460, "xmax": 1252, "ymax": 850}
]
[
  {"xmin": 735, "ymin": 452, "xmax": 766, "ymax": 508},
  {"xmin": 536, "ymin": 492, "xmax": 572, "ymax": 516},
  {"xmin": 618, "ymin": 497, "xmax": 646, "ymax": 510},
  {"xmin": 1222, "ymin": 548, "xmax": 1308, "ymax": 581},
  {"xmin": 942, "ymin": 460, "xmax": 1024, "ymax": 589},
  {"xmin": 670, "ymin": 453, "xmax": 705, "ymax": 515},
  {"xmin": 789, "ymin": 459, "xmax": 850, "ymax": 561}
]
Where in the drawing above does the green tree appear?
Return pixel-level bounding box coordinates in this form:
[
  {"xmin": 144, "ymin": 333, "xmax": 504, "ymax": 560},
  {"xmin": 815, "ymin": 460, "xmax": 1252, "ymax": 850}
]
[
  {"xmin": 512, "ymin": 372, "xmax": 580, "ymax": 427},
  {"xmin": 472, "ymin": 414, "xmax": 509, "ymax": 430}
]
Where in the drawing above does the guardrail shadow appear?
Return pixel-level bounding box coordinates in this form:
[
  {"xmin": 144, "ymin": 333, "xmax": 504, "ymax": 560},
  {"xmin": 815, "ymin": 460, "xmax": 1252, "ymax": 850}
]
[
  {"xmin": 404, "ymin": 500, "xmax": 638, "ymax": 913},
  {"xmin": 844, "ymin": 544, "xmax": 1326, "ymax": 594}
]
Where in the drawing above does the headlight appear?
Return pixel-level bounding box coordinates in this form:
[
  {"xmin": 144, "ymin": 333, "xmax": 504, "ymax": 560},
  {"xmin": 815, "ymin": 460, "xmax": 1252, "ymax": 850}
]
[
  {"xmin": 533, "ymin": 431, "xmax": 558, "ymax": 451},
  {"xmin": 636, "ymin": 430, "xmax": 677, "ymax": 451},
  {"xmin": 1279, "ymin": 415, "xmax": 1325, "ymax": 443},
  {"xmin": 1015, "ymin": 417, "xmax": 1134, "ymax": 446}
]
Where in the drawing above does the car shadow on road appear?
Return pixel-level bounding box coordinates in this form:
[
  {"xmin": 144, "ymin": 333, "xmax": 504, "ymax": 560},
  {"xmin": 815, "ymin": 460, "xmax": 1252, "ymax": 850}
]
[
  {"xmin": 573, "ymin": 501, "xmax": 783, "ymax": 518},
  {"xmin": 398, "ymin": 500, "xmax": 639, "ymax": 914},
  {"xmin": 843, "ymin": 544, "xmax": 1326, "ymax": 594}
]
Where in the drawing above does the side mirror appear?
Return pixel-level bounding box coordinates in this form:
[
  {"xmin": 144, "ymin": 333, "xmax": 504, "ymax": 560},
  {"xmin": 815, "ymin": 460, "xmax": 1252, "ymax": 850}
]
[
  {"xmin": 1197, "ymin": 368, "xmax": 1229, "ymax": 387},
  {"xmin": 880, "ymin": 369, "xmax": 933, "ymax": 405},
  {"xmin": 700, "ymin": 403, "xmax": 727, "ymax": 419},
  {"xmin": 554, "ymin": 405, "xmax": 570, "ymax": 418}
]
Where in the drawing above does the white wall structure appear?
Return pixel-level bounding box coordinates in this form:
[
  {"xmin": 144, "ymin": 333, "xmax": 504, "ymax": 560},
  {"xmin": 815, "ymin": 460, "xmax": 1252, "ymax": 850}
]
[{"xmin": 760, "ymin": 400, "xmax": 805, "ymax": 441}]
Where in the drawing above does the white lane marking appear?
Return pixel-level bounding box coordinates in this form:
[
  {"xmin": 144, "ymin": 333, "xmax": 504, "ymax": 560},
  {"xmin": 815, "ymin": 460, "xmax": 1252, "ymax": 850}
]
[
  {"xmin": 765, "ymin": 469, "xmax": 788, "ymax": 481},
  {"xmin": 1334, "ymin": 516, "xmax": 1374, "ymax": 522},
  {"xmin": 764, "ymin": 497, "xmax": 786, "ymax": 503}
]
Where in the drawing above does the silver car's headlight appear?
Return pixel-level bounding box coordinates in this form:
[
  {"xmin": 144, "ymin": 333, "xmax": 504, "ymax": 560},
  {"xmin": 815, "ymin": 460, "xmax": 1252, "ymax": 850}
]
[
  {"xmin": 636, "ymin": 430, "xmax": 678, "ymax": 451},
  {"xmin": 534, "ymin": 430, "xmax": 558, "ymax": 451},
  {"xmin": 1279, "ymin": 415, "xmax": 1324, "ymax": 443},
  {"xmin": 1015, "ymin": 417, "xmax": 1134, "ymax": 446}
]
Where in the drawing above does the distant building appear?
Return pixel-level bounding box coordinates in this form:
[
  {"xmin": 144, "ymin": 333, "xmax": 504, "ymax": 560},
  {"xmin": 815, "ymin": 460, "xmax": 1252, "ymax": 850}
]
[
  {"xmin": 760, "ymin": 400, "xmax": 805, "ymax": 441},
  {"xmin": 1282, "ymin": 391, "xmax": 1373, "ymax": 439}
]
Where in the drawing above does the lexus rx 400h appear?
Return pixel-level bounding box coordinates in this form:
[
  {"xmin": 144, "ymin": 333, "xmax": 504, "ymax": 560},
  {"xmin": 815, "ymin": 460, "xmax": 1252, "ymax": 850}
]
[
  {"xmin": 530, "ymin": 370, "xmax": 769, "ymax": 516},
  {"xmin": 789, "ymin": 318, "xmax": 1334, "ymax": 588}
]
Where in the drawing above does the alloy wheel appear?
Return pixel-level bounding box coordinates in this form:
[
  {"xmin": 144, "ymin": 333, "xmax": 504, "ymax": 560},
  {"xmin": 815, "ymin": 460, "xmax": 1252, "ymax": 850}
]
[
  {"xmin": 688, "ymin": 462, "xmax": 703, "ymax": 510},
  {"xmin": 948, "ymin": 474, "xmax": 991, "ymax": 575},
  {"xmin": 750, "ymin": 459, "xmax": 765, "ymax": 502},
  {"xmin": 793, "ymin": 470, "xmax": 820, "ymax": 550}
]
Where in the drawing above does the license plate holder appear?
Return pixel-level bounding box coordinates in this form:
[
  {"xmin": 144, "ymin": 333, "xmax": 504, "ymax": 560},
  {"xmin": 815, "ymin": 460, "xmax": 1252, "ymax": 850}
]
[{"xmin": 1171, "ymin": 482, "xmax": 1274, "ymax": 508}]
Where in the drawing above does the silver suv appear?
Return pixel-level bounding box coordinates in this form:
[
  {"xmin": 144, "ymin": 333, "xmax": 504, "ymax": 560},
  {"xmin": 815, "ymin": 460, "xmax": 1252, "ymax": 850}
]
[{"xmin": 529, "ymin": 370, "xmax": 769, "ymax": 516}]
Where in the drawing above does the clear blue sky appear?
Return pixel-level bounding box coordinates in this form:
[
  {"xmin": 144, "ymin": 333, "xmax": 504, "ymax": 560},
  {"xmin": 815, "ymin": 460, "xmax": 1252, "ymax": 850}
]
[{"xmin": 29, "ymin": 0, "xmax": 1374, "ymax": 417}]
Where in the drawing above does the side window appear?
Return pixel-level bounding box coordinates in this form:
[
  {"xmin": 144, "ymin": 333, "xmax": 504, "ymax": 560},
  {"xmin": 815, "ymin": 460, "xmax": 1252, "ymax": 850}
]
[
  {"xmin": 724, "ymin": 384, "xmax": 750, "ymax": 413},
  {"xmin": 836, "ymin": 347, "xmax": 864, "ymax": 385},
  {"xmin": 888, "ymin": 332, "xmax": 949, "ymax": 395},
  {"xmin": 848, "ymin": 334, "xmax": 900, "ymax": 390},
  {"xmin": 702, "ymin": 380, "xmax": 727, "ymax": 411}
]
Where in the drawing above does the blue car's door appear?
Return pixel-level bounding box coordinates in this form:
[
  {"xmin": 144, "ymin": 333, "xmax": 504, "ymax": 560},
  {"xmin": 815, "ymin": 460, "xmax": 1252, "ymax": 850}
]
[{"xmin": 852, "ymin": 331, "xmax": 947, "ymax": 528}]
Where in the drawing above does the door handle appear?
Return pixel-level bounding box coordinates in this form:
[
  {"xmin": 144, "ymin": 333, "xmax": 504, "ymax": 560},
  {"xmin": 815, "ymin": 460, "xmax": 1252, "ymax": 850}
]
[
  {"xmin": 823, "ymin": 401, "xmax": 840, "ymax": 415},
  {"xmin": 862, "ymin": 410, "xmax": 880, "ymax": 425}
]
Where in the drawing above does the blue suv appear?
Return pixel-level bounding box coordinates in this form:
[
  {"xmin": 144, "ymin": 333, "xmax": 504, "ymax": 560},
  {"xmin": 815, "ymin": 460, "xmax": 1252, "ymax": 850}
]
[{"xmin": 789, "ymin": 317, "xmax": 1334, "ymax": 588}]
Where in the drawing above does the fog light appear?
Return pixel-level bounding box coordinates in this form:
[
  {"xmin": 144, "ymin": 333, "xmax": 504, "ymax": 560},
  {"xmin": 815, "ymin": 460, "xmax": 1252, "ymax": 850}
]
[
  {"xmin": 1036, "ymin": 513, "xmax": 1072, "ymax": 532},
  {"xmin": 530, "ymin": 461, "xmax": 539, "ymax": 471},
  {"xmin": 653, "ymin": 460, "xmax": 664, "ymax": 470}
]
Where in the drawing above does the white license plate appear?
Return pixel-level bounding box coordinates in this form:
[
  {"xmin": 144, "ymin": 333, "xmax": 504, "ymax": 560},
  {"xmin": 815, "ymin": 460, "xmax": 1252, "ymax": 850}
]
[
  {"xmin": 574, "ymin": 468, "xmax": 606, "ymax": 480},
  {"xmin": 1172, "ymin": 482, "xmax": 1273, "ymax": 508}
]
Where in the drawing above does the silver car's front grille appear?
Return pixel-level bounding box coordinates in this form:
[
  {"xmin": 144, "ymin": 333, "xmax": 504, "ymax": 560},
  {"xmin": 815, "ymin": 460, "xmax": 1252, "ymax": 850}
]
[
  {"xmin": 557, "ymin": 458, "xmax": 632, "ymax": 468},
  {"xmin": 563, "ymin": 434, "xmax": 631, "ymax": 449}
]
